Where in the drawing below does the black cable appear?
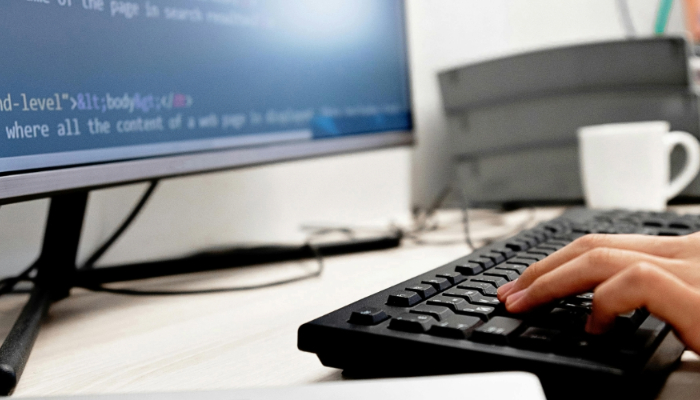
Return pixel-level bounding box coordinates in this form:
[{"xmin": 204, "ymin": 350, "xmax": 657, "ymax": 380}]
[
  {"xmin": 82, "ymin": 180, "xmax": 159, "ymax": 269},
  {"xmin": 0, "ymin": 264, "xmax": 37, "ymax": 297},
  {"xmin": 406, "ymin": 186, "xmax": 539, "ymax": 249},
  {"xmin": 76, "ymin": 242, "xmax": 325, "ymax": 296},
  {"xmin": 0, "ymin": 181, "xmax": 158, "ymax": 295}
]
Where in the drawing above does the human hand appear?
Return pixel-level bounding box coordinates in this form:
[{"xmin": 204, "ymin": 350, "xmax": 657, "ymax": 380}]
[{"xmin": 496, "ymin": 233, "xmax": 700, "ymax": 352}]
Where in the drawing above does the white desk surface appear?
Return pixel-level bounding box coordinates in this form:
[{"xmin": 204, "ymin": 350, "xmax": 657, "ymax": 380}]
[{"xmin": 1, "ymin": 208, "xmax": 699, "ymax": 398}]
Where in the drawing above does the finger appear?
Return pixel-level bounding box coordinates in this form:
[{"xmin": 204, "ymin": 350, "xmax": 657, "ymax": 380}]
[
  {"xmin": 497, "ymin": 281, "xmax": 517, "ymax": 301},
  {"xmin": 505, "ymin": 247, "xmax": 681, "ymax": 313},
  {"xmin": 587, "ymin": 262, "xmax": 700, "ymax": 352},
  {"xmin": 501, "ymin": 234, "xmax": 690, "ymax": 299}
]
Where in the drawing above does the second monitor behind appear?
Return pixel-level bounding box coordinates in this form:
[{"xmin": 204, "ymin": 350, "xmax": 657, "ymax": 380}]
[{"xmin": 439, "ymin": 37, "xmax": 699, "ymax": 208}]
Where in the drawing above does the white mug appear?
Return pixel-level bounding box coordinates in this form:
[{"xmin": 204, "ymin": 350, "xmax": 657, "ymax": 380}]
[{"xmin": 577, "ymin": 121, "xmax": 700, "ymax": 211}]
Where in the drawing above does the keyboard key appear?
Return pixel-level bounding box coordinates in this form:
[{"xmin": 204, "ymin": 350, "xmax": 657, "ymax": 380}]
[
  {"xmin": 562, "ymin": 232, "xmax": 588, "ymax": 241},
  {"xmin": 405, "ymin": 284, "xmax": 437, "ymax": 299},
  {"xmin": 642, "ymin": 219, "xmax": 665, "ymax": 228},
  {"xmin": 468, "ymin": 295, "xmax": 501, "ymax": 307},
  {"xmin": 527, "ymin": 230, "xmax": 549, "ymax": 242},
  {"xmin": 505, "ymin": 240, "xmax": 529, "ymax": 252},
  {"xmin": 542, "ymin": 223, "xmax": 566, "ymax": 234},
  {"xmin": 484, "ymin": 270, "xmax": 519, "ymax": 282},
  {"xmin": 617, "ymin": 316, "xmax": 664, "ymax": 356},
  {"xmin": 443, "ymin": 288, "xmax": 480, "ymax": 302},
  {"xmin": 429, "ymin": 315, "xmax": 482, "ymax": 339},
  {"xmin": 422, "ymin": 277, "xmax": 451, "ymax": 291},
  {"xmin": 483, "ymin": 251, "xmax": 506, "ymax": 264},
  {"xmin": 516, "ymin": 327, "xmax": 561, "ymax": 351},
  {"xmin": 471, "ymin": 275, "xmax": 508, "ymax": 288},
  {"xmin": 467, "ymin": 256, "xmax": 494, "ymax": 269},
  {"xmin": 458, "ymin": 282, "xmax": 498, "ymax": 296},
  {"xmin": 490, "ymin": 246, "xmax": 516, "ymax": 259},
  {"xmin": 614, "ymin": 309, "xmax": 649, "ymax": 333},
  {"xmin": 571, "ymin": 227, "xmax": 592, "ymax": 234},
  {"xmin": 348, "ymin": 307, "xmax": 390, "ymax": 325},
  {"xmin": 436, "ymin": 271, "xmax": 467, "ymax": 285},
  {"xmin": 468, "ymin": 256, "xmax": 495, "ymax": 269},
  {"xmin": 574, "ymin": 292, "xmax": 594, "ymax": 302},
  {"xmin": 524, "ymin": 233, "xmax": 546, "ymax": 244},
  {"xmin": 389, "ymin": 313, "xmax": 436, "ymax": 333},
  {"xmin": 471, "ymin": 317, "xmax": 524, "ymax": 345},
  {"xmin": 514, "ymin": 236, "xmax": 537, "ymax": 247},
  {"xmin": 507, "ymin": 257, "xmax": 538, "ymax": 267},
  {"xmin": 669, "ymin": 221, "xmax": 691, "ymax": 230},
  {"xmin": 495, "ymin": 264, "xmax": 526, "ymax": 275},
  {"xmin": 515, "ymin": 252, "xmax": 546, "ymax": 262},
  {"xmin": 387, "ymin": 291, "xmax": 422, "ymax": 307},
  {"xmin": 454, "ymin": 262, "xmax": 483, "ymax": 276},
  {"xmin": 427, "ymin": 297, "xmax": 468, "ymax": 312},
  {"xmin": 455, "ymin": 304, "xmax": 496, "ymax": 321},
  {"xmin": 410, "ymin": 304, "xmax": 453, "ymax": 321},
  {"xmin": 526, "ymin": 249, "xmax": 554, "ymax": 257},
  {"xmin": 537, "ymin": 307, "xmax": 587, "ymax": 332},
  {"xmin": 478, "ymin": 254, "xmax": 500, "ymax": 266},
  {"xmin": 444, "ymin": 289, "xmax": 500, "ymax": 306},
  {"xmin": 560, "ymin": 301, "xmax": 592, "ymax": 313},
  {"xmin": 546, "ymin": 240, "xmax": 571, "ymax": 247},
  {"xmin": 536, "ymin": 244, "xmax": 562, "ymax": 252}
]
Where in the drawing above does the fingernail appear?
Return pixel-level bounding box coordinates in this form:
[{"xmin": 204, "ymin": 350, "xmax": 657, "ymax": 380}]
[
  {"xmin": 505, "ymin": 288, "xmax": 528, "ymax": 311},
  {"xmin": 497, "ymin": 281, "xmax": 516, "ymax": 299}
]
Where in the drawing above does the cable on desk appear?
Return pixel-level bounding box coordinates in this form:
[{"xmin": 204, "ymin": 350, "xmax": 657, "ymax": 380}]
[
  {"xmin": 305, "ymin": 186, "xmax": 472, "ymax": 248},
  {"xmin": 0, "ymin": 184, "xmax": 529, "ymax": 299},
  {"xmin": 82, "ymin": 180, "xmax": 160, "ymax": 269},
  {"xmin": 402, "ymin": 186, "xmax": 475, "ymax": 248},
  {"xmin": 404, "ymin": 186, "xmax": 538, "ymax": 249},
  {"xmin": 76, "ymin": 239, "xmax": 326, "ymax": 296}
]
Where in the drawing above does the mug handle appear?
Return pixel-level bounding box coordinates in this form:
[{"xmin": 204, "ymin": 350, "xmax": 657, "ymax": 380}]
[{"xmin": 665, "ymin": 131, "xmax": 700, "ymax": 200}]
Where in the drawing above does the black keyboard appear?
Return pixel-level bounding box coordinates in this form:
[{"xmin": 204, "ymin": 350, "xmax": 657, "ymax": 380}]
[{"xmin": 298, "ymin": 209, "xmax": 696, "ymax": 399}]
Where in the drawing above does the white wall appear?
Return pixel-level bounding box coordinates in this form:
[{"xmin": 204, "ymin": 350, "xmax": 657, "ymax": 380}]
[{"xmin": 0, "ymin": 0, "xmax": 689, "ymax": 275}]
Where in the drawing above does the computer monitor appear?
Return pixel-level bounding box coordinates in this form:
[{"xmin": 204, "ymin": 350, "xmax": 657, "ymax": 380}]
[
  {"xmin": 0, "ymin": 0, "xmax": 412, "ymax": 203},
  {"xmin": 0, "ymin": 0, "xmax": 412, "ymax": 393}
]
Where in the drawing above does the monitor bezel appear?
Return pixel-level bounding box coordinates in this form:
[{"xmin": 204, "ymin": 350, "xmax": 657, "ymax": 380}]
[{"xmin": 0, "ymin": 131, "xmax": 413, "ymax": 205}]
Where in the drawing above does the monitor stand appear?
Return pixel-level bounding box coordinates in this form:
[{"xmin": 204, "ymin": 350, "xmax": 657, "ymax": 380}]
[
  {"xmin": 0, "ymin": 192, "xmax": 88, "ymax": 395},
  {"xmin": 0, "ymin": 190, "xmax": 402, "ymax": 395}
]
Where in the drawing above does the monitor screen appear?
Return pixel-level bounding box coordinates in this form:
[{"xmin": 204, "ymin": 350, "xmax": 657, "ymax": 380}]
[{"xmin": 0, "ymin": 0, "xmax": 412, "ymax": 200}]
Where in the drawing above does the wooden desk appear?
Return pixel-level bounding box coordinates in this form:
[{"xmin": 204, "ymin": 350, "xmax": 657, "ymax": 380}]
[{"xmin": 2, "ymin": 208, "xmax": 699, "ymax": 398}]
